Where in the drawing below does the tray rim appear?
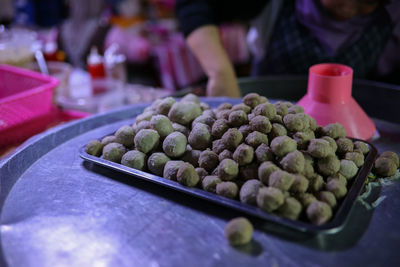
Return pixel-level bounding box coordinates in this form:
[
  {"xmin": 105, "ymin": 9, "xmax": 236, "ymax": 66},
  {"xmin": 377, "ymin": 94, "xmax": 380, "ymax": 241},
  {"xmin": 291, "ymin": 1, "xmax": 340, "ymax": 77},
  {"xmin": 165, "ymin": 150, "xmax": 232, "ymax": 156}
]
[{"xmin": 79, "ymin": 138, "xmax": 377, "ymax": 234}]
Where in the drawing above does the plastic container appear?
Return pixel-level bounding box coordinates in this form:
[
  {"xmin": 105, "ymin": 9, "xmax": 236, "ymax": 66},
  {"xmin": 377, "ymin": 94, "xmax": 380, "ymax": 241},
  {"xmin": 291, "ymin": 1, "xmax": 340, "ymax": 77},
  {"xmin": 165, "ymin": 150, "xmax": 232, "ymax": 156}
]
[
  {"xmin": 0, "ymin": 64, "xmax": 59, "ymax": 146},
  {"xmin": 298, "ymin": 63, "xmax": 376, "ymax": 140}
]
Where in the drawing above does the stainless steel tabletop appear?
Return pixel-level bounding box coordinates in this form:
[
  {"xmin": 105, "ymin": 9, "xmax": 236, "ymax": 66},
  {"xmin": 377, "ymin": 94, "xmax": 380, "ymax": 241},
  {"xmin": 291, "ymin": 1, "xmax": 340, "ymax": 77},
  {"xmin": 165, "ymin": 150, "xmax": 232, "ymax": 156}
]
[{"xmin": 1, "ymin": 86, "xmax": 399, "ymax": 266}]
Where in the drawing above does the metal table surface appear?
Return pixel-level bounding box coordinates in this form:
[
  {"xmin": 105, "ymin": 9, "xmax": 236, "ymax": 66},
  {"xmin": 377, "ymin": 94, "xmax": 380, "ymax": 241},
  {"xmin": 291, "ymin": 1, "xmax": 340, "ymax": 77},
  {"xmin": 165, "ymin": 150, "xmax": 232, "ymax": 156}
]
[{"xmin": 1, "ymin": 78, "xmax": 400, "ymax": 267}]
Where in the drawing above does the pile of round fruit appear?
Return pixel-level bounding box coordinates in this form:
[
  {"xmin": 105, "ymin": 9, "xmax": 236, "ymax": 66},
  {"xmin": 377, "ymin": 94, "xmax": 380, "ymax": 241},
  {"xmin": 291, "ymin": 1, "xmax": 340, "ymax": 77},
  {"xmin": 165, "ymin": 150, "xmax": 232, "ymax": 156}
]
[{"xmin": 85, "ymin": 93, "xmax": 398, "ymax": 225}]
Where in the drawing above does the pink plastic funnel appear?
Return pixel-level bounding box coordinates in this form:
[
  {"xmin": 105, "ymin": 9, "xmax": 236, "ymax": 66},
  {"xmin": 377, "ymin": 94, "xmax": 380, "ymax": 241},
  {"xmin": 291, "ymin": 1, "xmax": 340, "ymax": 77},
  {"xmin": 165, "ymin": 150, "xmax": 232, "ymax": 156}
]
[{"xmin": 297, "ymin": 63, "xmax": 376, "ymax": 140}]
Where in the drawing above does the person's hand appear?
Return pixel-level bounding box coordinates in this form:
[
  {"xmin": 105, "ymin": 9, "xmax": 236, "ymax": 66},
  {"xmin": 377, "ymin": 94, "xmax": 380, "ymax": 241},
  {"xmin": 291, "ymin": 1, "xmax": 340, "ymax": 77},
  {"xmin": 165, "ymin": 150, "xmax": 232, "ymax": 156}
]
[
  {"xmin": 207, "ymin": 68, "xmax": 241, "ymax": 98},
  {"xmin": 186, "ymin": 25, "xmax": 241, "ymax": 98}
]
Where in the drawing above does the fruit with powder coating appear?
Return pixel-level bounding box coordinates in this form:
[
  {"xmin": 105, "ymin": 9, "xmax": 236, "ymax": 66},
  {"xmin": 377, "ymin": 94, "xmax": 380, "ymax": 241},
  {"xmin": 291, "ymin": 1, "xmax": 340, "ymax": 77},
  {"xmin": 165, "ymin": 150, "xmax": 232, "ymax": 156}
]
[
  {"xmin": 278, "ymin": 197, "xmax": 302, "ymax": 220},
  {"xmin": 258, "ymin": 161, "xmax": 280, "ymax": 185},
  {"xmin": 221, "ymin": 128, "xmax": 243, "ymax": 151},
  {"xmin": 238, "ymin": 124, "xmax": 252, "ymax": 138},
  {"xmin": 240, "ymin": 179, "xmax": 262, "ymax": 205},
  {"xmin": 202, "ymin": 175, "xmax": 222, "ymax": 193},
  {"xmin": 192, "ymin": 114, "xmax": 215, "ymax": 128},
  {"xmin": 228, "ymin": 110, "xmax": 248, "ymax": 127},
  {"xmin": 212, "ymin": 139, "xmax": 227, "ymax": 154},
  {"xmin": 177, "ymin": 162, "xmax": 200, "ymax": 187},
  {"xmin": 380, "ymin": 151, "xmax": 399, "ymax": 168},
  {"xmin": 245, "ymin": 131, "xmax": 268, "ymax": 148},
  {"xmin": 172, "ymin": 123, "xmax": 190, "ymax": 137},
  {"xmin": 150, "ymin": 115, "xmax": 174, "ymax": 138},
  {"xmin": 283, "ymin": 113, "xmax": 308, "ymax": 132},
  {"xmin": 307, "ymin": 200, "xmax": 332, "ymax": 225},
  {"xmin": 102, "ymin": 142, "xmax": 127, "ymax": 163},
  {"xmin": 270, "ymin": 136, "xmax": 297, "ymax": 157},
  {"xmin": 133, "ymin": 120, "xmax": 151, "ymax": 135},
  {"xmin": 257, "ymin": 187, "xmax": 284, "ymax": 212},
  {"xmin": 255, "ymin": 144, "xmax": 275, "ymax": 163},
  {"xmin": 317, "ymin": 155, "xmax": 340, "ymax": 176},
  {"xmin": 274, "ymin": 102, "xmax": 289, "ymax": 117},
  {"xmin": 322, "ymin": 123, "xmax": 347, "ymax": 139},
  {"xmin": 280, "ymin": 150, "xmax": 305, "ymax": 174},
  {"xmin": 225, "ymin": 217, "xmax": 254, "ymax": 246},
  {"xmin": 199, "ymin": 150, "xmax": 219, "ymax": 172},
  {"xmin": 327, "ymin": 173, "xmax": 347, "ymax": 186},
  {"xmin": 336, "ymin": 137, "xmax": 354, "ymax": 155},
  {"xmin": 325, "ymin": 179, "xmax": 347, "ymax": 199},
  {"xmin": 195, "ymin": 167, "xmax": 209, "ymax": 181},
  {"xmin": 296, "ymin": 193, "xmax": 317, "ymax": 207},
  {"xmin": 233, "ymin": 144, "xmax": 254, "ymax": 166},
  {"xmin": 317, "ymin": 191, "xmax": 337, "ymax": 209},
  {"xmin": 307, "ymin": 139, "xmax": 333, "ymax": 158},
  {"xmin": 373, "ymin": 156, "xmax": 397, "ymax": 177},
  {"xmin": 215, "ymin": 109, "xmax": 231, "ymax": 120},
  {"xmin": 188, "ymin": 123, "xmax": 211, "ymax": 150},
  {"xmin": 86, "ymin": 140, "xmax": 104, "ymax": 157},
  {"xmin": 163, "ymin": 132, "xmax": 187, "ymax": 158},
  {"xmin": 217, "ymin": 159, "xmax": 239, "ymax": 181},
  {"xmin": 216, "ymin": 181, "xmax": 239, "ymax": 198},
  {"xmin": 135, "ymin": 111, "xmax": 153, "ymax": 124},
  {"xmin": 168, "ymin": 101, "xmax": 202, "ymax": 125},
  {"xmin": 271, "ymin": 114, "xmax": 283, "ymax": 124},
  {"xmin": 253, "ymin": 102, "xmax": 277, "ymax": 120},
  {"xmin": 339, "ymin": 159, "xmax": 358, "ymax": 179},
  {"xmin": 217, "ymin": 103, "xmax": 232, "ymax": 110},
  {"xmin": 134, "ymin": 129, "xmax": 160, "ymax": 154},
  {"xmin": 288, "ymin": 105, "xmax": 304, "ymax": 114},
  {"xmin": 156, "ymin": 97, "xmax": 176, "ymax": 116},
  {"xmin": 321, "ymin": 136, "xmax": 337, "ymax": 153},
  {"xmin": 268, "ymin": 170, "xmax": 295, "ymax": 191},
  {"xmin": 101, "ymin": 135, "xmax": 117, "ymax": 146},
  {"xmin": 345, "ymin": 152, "xmax": 364, "ymax": 167},
  {"xmin": 219, "ymin": 149, "xmax": 233, "ymax": 161},
  {"xmin": 243, "ymin": 93, "xmax": 261, "ymax": 108},
  {"xmin": 211, "ymin": 119, "xmax": 229, "ymax": 139},
  {"xmin": 232, "ymin": 103, "xmax": 251, "ymax": 114},
  {"xmin": 354, "ymin": 141, "xmax": 369, "ymax": 155},
  {"xmin": 181, "ymin": 93, "xmax": 200, "ymax": 104},
  {"xmin": 269, "ymin": 123, "xmax": 288, "ymax": 140},
  {"xmin": 163, "ymin": 160, "xmax": 185, "ymax": 180},
  {"xmin": 290, "ymin": 174, "xmax": 309, "ymax": 194},
  {"xmin": 293, "ymin": 130, "xmax": 315, "ymax": 150},
  {"xmin": 309, "ymin": 174, "xmax": 325, "ymax": 192},
  {"xmin": 181, "ymin": 146, "xmax": 201, "ymax": 167},
  {"xmin": 115, "ymin": 125, "xmax": 135, "ymax": 146},
  {"xmin": 250, "ymin": 115, "xmax": 272, "ymax": 134},
  {"xmin": 121, "ymin": 150, "xmax": 146, "ymax": 170},
  {"xmin": 147, "ymin": 152, "xmax": 170, "ymax": 176}
]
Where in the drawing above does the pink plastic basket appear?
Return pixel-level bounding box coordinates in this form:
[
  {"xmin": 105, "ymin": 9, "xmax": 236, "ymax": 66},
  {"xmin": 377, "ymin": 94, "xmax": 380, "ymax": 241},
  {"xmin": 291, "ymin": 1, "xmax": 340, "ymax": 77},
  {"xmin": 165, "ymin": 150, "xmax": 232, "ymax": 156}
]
[{"xmin": 0, "ymin": 64, "xmax": 59, "ymax": 145}]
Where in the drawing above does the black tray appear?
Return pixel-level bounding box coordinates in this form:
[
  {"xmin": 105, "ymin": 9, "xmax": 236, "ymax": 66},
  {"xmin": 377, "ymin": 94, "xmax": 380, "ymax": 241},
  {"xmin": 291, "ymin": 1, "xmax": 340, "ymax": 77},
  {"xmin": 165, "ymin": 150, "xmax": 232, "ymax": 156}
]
[{"xmin": 79, "ymin": 138, "xmax": 377, "ymax": 234}]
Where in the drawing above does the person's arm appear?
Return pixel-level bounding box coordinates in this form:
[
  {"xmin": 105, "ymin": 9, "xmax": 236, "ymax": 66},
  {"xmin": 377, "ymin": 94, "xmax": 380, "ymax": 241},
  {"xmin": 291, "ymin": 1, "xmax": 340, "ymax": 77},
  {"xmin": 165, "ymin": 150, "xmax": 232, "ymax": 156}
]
[
  {"xmin": 187, "ymin": 25, "xmax": 240, "ymax": 97},
  {"xmin": 176, "ymin": 0, "xmax": 266, "ymax": 97}
]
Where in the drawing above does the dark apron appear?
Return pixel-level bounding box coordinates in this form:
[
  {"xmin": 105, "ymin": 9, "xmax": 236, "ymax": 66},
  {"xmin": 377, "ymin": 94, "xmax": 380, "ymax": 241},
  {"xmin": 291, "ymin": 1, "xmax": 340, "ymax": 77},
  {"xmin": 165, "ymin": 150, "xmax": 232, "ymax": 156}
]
[{"xmin": 252, "ymin": 0, "xmax": 392, "ymax": 78}]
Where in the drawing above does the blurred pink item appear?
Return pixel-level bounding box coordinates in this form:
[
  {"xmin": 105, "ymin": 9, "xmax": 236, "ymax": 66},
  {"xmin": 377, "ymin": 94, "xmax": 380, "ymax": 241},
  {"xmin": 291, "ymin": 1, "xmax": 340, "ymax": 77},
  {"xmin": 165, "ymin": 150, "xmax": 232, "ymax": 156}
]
[
  {"xmin": 298, "ymin": 63, "xmax": 376, "ymax": 140},
  {"xmin": 220, "ymin": 24, "xmax": 250, "ymax": 64},
  {"xmin": 0, "ymin": 64, "xmax": 59, "ymax": 146},
  {"xmin": 154, "ymin": 34, "xmax": 205, "ymax": 90},
  {"xmin": 105, "ymin": 27, "xmax": 151, "ymax": 63}
]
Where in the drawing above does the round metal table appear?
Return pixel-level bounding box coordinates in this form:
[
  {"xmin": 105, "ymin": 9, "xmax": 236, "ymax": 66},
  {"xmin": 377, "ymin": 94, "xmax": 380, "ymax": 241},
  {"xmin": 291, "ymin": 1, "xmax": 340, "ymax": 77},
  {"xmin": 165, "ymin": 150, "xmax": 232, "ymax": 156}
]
[{"xmin": 1, "ymin": 77, "xmax": 399, "ymax": 267}]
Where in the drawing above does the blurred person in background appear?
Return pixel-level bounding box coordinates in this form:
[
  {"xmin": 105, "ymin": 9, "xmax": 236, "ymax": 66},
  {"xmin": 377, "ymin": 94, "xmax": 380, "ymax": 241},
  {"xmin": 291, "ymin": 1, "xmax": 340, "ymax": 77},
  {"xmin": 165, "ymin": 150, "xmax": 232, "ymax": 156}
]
[
  {"xmin": 60, "ymin": 0, "xmax": 107, "ymax": 68},
  {"xmin": 176, "ymin": 0, "xmax": 400, "ymax": 97},
  {"xmin": 0, "ymin": 0, "xmax": 13, "ymax": 26}
]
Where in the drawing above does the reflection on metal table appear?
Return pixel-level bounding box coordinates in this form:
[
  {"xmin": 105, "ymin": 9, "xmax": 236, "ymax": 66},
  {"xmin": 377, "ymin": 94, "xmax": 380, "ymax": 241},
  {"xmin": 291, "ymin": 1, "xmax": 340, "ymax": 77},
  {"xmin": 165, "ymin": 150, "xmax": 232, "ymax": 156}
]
[{"xmin": 0, "ymin": 77, "xmax": 399, "ymax": 267}]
